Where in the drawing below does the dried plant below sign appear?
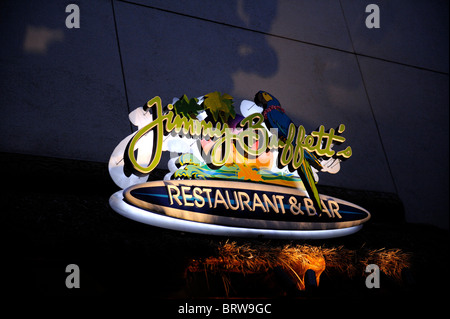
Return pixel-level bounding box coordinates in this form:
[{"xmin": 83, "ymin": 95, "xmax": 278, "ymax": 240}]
[{"xmin": 187, "ymin": 241, "xmax": 411, "ymax": 294}]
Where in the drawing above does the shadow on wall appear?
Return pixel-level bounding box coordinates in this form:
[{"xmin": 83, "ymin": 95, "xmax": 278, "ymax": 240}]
[
  {"xmin": 115, "ymin": 0, "xmax": 279, "ymax": 107},
  {"xmin": 233, "ymin": 0, "xmax": 279, "ymax": 78}
]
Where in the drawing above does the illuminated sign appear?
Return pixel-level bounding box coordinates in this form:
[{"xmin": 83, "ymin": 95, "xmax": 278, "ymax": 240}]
[{"xmin": 109, "ymin": 91, "xmax": 370, "ymax": 239}]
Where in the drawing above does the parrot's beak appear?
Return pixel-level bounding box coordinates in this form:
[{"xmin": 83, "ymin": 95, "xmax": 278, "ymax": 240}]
[{"xmin": 254, "ymin": 91, "xmax": 265, "ymax": 107}]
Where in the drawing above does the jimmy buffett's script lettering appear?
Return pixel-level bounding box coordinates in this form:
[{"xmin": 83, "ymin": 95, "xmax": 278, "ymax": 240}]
[{"xmin": 125, "ymin": 96, "xmax": 352, "ymax": 176}]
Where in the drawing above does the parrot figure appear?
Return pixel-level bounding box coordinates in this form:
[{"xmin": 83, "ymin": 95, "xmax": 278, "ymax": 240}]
[{"xmin": 254, "ymin": 90, "xmax": 323, "ymax": 213}]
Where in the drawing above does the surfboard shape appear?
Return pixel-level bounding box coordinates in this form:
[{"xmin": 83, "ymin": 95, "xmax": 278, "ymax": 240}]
[{"xmin": 109, "ymin": 180, "xmax": 370, "ymax": 239}]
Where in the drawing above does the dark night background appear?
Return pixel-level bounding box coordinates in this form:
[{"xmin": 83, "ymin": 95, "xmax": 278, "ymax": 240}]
[{"xmin": 1, "ymin": 0, "xmax": 448, "ymax": 305}]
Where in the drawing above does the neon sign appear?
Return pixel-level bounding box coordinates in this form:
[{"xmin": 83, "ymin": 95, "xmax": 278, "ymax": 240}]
[{"xmin": 109, "ymin": 91, "xmax": 370, "ymax": 239}]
